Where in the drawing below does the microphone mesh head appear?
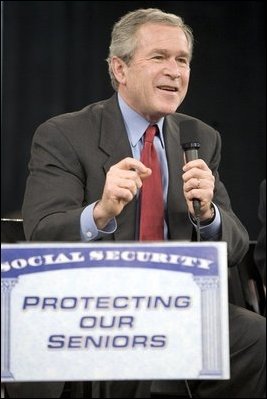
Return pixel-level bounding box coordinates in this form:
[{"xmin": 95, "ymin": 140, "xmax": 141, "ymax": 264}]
[{"xmin": 180, "ymin": 120, "xmax": 200, "ymax": 150}]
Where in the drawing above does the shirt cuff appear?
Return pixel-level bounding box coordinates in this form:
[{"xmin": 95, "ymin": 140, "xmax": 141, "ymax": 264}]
[
  {"xmin": 190, "ymin": 203, "xmax": 221, "ymax": 241},
  {"xmin": 80, "ymin": 202, "xmax": 117, "ymax": 241}
]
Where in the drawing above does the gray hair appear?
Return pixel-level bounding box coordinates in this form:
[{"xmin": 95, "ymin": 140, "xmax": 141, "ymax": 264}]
[{"xmin": 107, "ymin": 8, "xmax": 194, "ymax": 91}]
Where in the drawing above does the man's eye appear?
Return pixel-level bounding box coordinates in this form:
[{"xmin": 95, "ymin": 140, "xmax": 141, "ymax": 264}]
[
  {"xmin": 177, "ymin": 58, "xmax": 188, "ymax": 65},
  {"xmin": 152, "ymin": 55, "xmax": 164, "ymax": 60}
]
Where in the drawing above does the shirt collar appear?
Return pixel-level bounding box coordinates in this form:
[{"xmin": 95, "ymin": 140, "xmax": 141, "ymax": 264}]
[{"xmin": 118, "ymin": 93, "xmax": 165, "ymax": 148}]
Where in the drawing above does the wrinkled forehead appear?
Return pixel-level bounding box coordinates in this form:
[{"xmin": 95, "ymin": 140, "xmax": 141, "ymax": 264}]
[{"xmin": 135, "ymin": 23, "xmax": 191, "ymax": 56}]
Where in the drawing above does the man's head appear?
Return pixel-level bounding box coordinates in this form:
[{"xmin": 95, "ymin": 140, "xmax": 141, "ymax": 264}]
[{"xmin": 107, "ymin": 8, "xmax": 194, "ymax": 122}]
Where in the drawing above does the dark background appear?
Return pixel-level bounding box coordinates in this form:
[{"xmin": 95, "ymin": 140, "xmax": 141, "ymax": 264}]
[{"xmin": 2, "ymin": 1, "xmax": 266, "ymax": 239}]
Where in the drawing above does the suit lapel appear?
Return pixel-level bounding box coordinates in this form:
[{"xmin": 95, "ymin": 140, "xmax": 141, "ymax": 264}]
[
  {"xmin": 99, "ymin": 95, "xmax": 133, "ymax": 171},
  {"xmin": 99, "ymin": 95, "xmax": 137, "ymax": 241}
]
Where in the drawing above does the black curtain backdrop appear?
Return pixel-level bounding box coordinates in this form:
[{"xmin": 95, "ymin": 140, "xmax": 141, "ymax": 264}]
[{"xmin": 2, "ymin": 1, "xmax": 266, "ymax": 239}]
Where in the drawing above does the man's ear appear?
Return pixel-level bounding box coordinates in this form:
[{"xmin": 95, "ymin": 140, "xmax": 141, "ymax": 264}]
[{"xmin": 111, "ymin": 56, "xmax": 127, "ymax": 85}]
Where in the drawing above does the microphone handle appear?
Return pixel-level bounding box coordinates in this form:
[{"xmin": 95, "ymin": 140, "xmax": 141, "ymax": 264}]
[
  {"xmin": 184, "ymin": 148, "xmax": 199, "ymax": 162},
  {"xmin": 184, "ymin": 149, "xmax": 201, "ymax": 217}
]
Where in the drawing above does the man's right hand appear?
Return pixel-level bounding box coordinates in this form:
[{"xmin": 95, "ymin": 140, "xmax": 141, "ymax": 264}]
[{"xmin": 93, "ymin": 157, "xmax": 151, "ymax": 230}]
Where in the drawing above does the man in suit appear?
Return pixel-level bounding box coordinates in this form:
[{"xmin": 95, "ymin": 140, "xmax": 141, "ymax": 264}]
[{"xmin": 16, "ymin": 7, "xmax": 265, "ymax": 399}]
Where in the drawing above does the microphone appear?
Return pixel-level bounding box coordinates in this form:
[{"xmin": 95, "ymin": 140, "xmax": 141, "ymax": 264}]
[{"xmin": 180, "ymin": 120, "xmax": 201, "ymax": 218}]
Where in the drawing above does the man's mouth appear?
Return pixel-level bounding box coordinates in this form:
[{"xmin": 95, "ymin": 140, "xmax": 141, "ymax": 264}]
[{"xmin": 157, "ymin": 85, "xmax": 178, "ymax": 92}]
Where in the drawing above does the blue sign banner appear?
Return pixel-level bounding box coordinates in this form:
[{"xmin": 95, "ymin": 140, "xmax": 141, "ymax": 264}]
[{"xmin": 1, "ymin": 242, "xmax": 219, "ymax": 278}]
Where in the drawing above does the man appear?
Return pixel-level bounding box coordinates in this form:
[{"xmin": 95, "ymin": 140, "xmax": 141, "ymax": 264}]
[{"xmin": 18, "ymin": 7, "xmax": 266, "ymax": 398}]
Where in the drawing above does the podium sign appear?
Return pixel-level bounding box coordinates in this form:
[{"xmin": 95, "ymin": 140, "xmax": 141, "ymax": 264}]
[{"xmin": 1, "ymin": 242, "xmax": 229, "ymax": 381}]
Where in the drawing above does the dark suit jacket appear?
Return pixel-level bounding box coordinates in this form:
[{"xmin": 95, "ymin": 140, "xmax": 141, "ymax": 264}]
[{"xmin": 22, "ymin": 94, "xmax": 248, "ymax": 266}]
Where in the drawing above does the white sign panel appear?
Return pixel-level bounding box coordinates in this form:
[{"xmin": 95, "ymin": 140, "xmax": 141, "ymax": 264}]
[{"xmin": 1, "ymin": 242, "xmax": 229, "ymax": 381}]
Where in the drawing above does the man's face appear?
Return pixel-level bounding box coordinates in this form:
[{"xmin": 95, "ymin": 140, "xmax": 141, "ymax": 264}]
[{"xmin": 117, "ymin": 23, "xmax": 191, "ymax": 122}]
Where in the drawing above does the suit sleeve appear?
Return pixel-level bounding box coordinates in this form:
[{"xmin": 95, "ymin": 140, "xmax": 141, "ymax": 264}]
[
  {"xmin": 22, "ymin": 120, "xmax": 87, "ymax": 241},
  {"xmin": 207, "ymin": 130, "xmax": 249, "ymax": 266}
]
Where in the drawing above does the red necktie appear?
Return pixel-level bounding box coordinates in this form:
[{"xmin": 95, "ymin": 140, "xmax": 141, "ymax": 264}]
[{"xmin": 139, "ymin": 125, "xmax": 164, "ymax": 240}]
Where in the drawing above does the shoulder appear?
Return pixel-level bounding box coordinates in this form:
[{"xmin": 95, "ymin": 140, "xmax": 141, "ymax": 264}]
[
  {"xmin": 164, "ymin": 113, "xmax": 221, "ymax": 165},
  {"xmin": 168, "ymin": 112, "xmax": 219, "ymax": 134},
  {"xmin": 32, "ymin": 95, "xmax": 119, "ymax": 144},
  {"xmin": 41, "ymin": 97, "xmax": 112, "ymax": 132},
  {"xmin": 166, "ymin": 112, "xmax": 221, "ymax": 147}
]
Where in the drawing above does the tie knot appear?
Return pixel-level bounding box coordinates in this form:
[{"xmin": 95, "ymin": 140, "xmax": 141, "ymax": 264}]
[{"xmin": 144, "ymin": 125, "xmax": 158, "ymax": 143}]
